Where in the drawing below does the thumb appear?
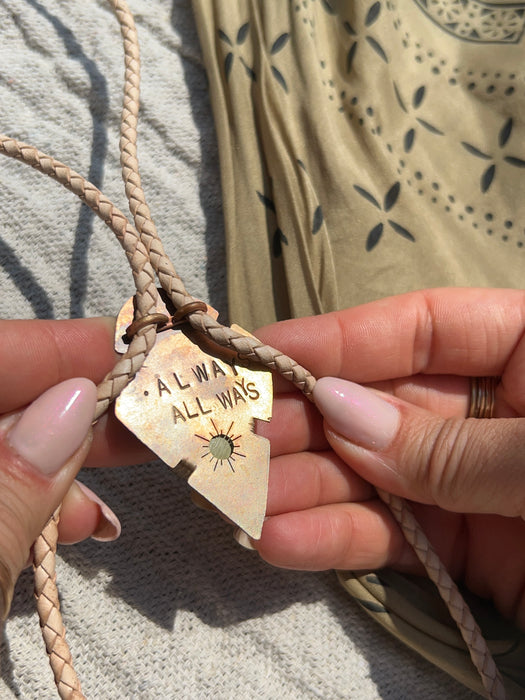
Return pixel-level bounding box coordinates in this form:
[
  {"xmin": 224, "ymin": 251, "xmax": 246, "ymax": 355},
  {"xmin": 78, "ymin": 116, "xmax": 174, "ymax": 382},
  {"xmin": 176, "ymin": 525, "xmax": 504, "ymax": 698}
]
[
  {"xmin": 313, "ymin": 377, "xmax": 525, "ymax": 518},
  {"xmin": 0, "ymin": 378, "xmax": 97, "ymax": 619}
]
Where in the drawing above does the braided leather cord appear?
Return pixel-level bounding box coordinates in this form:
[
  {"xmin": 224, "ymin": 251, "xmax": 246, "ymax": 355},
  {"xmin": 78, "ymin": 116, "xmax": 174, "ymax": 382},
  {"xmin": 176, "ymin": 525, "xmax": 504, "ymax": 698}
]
[
  {"xmin": 0, "ymin": 137, "xmax": 160, "ymax": 425},
  {"xmin": 31, "ymin": 510, "xmax": 83, "ymax": 700},
  {"xmin": 111, "ymin": 2, "xmax": 504, "ymax": 696},
  {"xmin": 0, "ymin": 1, "xmax": 503, "ymax": 698}
]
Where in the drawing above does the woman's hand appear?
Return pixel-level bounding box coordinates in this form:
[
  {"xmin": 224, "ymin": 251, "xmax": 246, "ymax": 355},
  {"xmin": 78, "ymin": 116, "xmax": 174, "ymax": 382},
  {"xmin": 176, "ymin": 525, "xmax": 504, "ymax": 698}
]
[
  {"xmin": 0, "ymin": 317, "xmax": 154, "ymax": 619},
  {"xmin": 252, "ymin": 288, "xmax": 525, "ymax": 630}
]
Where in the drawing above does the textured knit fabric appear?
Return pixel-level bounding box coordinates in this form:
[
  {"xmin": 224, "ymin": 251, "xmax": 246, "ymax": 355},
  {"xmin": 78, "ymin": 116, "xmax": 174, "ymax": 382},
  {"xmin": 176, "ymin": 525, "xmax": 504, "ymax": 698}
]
[
  {"xmin": 193, "ymin": 0, "xmax": 525, "ymax": 330},
  {"xmin": 0, "ymin": 1, "xmax": 520, "ymax": 699}
]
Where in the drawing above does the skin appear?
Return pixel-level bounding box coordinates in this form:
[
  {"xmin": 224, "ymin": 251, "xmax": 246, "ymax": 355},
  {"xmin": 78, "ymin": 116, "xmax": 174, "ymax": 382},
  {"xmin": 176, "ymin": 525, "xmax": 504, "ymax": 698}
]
[
  {"xmin": 1, "ymin": 287, "xmax": 524, "ymax": 629},
  {"xmin": 253, "ymin": 288, "xmax": 525, "ymax": 630},
  {"xmin": 0, "ymin": 317, "xmax": 151, "ymax": 556}
]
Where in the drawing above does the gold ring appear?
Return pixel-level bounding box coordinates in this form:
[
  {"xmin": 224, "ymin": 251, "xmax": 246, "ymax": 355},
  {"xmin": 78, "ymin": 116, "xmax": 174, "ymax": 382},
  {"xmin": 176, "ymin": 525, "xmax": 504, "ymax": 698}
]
[{"xmin": 468, "ymin": 376, "xmax": 499, "ymax": 418}]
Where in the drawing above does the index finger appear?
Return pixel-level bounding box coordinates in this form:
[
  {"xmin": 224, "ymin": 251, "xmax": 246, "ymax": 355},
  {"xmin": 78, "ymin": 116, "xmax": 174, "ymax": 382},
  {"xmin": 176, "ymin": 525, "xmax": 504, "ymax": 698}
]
[
  {"xmin": 0, "ymin": 318, "xmax": 117, "ymax": 412},
  {"xmin": 255, "ymin": 288, "xmax": 525, "ymax": 385}
]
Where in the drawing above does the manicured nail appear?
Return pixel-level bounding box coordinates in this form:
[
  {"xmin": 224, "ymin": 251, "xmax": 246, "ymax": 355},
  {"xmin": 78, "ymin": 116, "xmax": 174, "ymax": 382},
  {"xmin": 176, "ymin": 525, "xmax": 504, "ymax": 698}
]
[
  {"xmin": 8, "ymin": 378, "xmax": 97, "ymax": 475},
  {"xmin": 74, "ymin": 481, "xmax": 121, "ymax": 542},
  {"xmin": 233, "ymin": 527, "xmax": 256, "ymax": 550},
  {"xmin": 313, "ymin": 377, "xmax": 399, "ymax": 450}
]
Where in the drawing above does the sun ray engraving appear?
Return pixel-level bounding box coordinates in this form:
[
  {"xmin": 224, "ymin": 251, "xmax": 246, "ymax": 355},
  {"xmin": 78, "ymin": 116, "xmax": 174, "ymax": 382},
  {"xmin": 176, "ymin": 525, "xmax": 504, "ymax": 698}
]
[{"xmin": 195, "ymin": 420, "xmax": 246, "ymax": 472}]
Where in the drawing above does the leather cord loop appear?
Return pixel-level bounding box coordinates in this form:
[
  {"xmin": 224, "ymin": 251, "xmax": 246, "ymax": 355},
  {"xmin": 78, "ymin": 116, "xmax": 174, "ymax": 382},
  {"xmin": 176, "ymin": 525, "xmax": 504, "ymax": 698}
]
[{"xmin": 468, "ymin": 376, "xmax": 499, "ymax": 419}]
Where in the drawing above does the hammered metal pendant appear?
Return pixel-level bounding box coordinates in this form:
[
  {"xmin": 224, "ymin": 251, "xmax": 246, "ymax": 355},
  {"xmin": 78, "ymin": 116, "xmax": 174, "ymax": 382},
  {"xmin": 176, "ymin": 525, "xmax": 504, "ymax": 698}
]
[{"xmin": 114, "ymin": 295, "xmax": 273, "ymax": 539}]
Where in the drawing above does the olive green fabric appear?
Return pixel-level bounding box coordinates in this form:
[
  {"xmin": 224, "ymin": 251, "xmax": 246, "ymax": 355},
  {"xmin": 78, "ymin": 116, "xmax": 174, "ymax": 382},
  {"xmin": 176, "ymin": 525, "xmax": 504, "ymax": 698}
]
[{"xmin": 193, "ymin": 0, "xmax": 525, "ymax": 331}]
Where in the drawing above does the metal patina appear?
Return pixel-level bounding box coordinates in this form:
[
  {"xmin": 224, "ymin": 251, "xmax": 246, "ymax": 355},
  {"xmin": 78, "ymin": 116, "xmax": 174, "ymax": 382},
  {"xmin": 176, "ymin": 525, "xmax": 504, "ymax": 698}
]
[{"xmin": 114, "ymin": 296, "xmax": 273, "ymax": 539}]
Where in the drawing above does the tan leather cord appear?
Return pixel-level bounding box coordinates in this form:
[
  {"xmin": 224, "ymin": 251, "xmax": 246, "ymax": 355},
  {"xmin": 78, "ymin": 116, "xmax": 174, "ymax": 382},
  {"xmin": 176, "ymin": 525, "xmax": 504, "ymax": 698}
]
[
  {"xmin": 110, "ymin": 0, "xmax": 317, "ymax": 398},
  {"xmin": 32, "ymin": 510, "xmax": 84, "ymax": 700},
  {"xmin": 0, "ymin": 138, "xmax": 160, "ymax": 425},
  {"xmin": 109, "ymin": 3, "xmax": 504, "ymax": 697},
  {"xmin": 112, "ymin": 1, "xmax": 505, "ymax": 696},
  {"xmin": 0, "ymin": 1, "xmax": 504, "ymax": 698},
  {"xmin": 0, "ymin": 131, "xmax": 314, "ymax": 699}
]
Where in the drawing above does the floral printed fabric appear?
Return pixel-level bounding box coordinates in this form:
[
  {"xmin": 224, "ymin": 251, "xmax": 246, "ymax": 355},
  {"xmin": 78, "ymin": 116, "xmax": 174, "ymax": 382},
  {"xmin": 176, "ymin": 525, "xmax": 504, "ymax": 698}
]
[{"xmin": 193, "ymin": 0, "xmax": 525, "ymax": 330}]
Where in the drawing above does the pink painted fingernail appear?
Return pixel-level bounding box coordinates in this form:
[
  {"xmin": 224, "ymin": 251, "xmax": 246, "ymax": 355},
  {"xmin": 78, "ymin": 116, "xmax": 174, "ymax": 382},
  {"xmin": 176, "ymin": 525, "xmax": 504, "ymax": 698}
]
[
  {"xmin": 313, "ymin": 377, "xmax": 399, "ymax": 450},
  {"xmin": 74, "ymin": 481, "xmax": 121, "ymax": 542},
  {"xmin": 8, "ymin": 378, "xmax": 97, "ymax": 475}
]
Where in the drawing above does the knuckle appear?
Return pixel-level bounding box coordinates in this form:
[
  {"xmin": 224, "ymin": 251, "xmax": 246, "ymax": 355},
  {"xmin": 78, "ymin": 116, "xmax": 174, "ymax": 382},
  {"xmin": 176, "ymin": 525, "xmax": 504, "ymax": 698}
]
[{"xmin": 419, "ymin": 417, "xmax": 476, "ymax": 509}]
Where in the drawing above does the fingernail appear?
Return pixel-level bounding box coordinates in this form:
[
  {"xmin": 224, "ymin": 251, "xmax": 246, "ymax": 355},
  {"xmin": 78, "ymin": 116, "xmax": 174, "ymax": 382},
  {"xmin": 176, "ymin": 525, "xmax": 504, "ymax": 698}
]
[
  {"xmin": 313, "ymin": 377, "xmax": 399, "ymax": 450},
  {"xmin": 233, "ymin": 527, "xmax": 256, "ymax": 550},
  {"xmin": 74, "ymin": 481, "xmax": 121, "ymax": 542},
  {"xmin": 8, "ymin": 378, "xmax": 97, "ymax": 475}
]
